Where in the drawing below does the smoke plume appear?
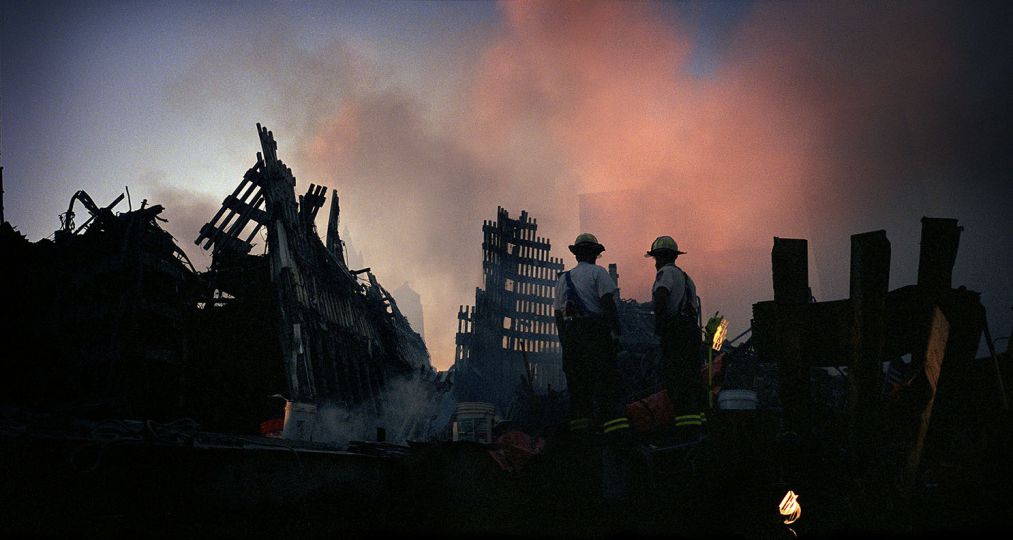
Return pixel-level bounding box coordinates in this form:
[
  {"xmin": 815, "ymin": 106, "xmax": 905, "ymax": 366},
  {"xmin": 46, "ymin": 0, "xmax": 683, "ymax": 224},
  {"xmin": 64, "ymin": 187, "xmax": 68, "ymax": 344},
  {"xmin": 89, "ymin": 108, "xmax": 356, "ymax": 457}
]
[{"xmin": 167, "ymin": 1, "xmax": 1013, "ymax": 366}]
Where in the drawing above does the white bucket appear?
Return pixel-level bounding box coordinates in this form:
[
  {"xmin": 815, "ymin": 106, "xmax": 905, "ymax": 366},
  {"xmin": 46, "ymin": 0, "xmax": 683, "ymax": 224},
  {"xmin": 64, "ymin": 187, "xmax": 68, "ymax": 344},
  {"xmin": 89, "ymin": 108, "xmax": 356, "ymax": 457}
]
[
  {"xmin": 453, "ymin": 402, "xmax": 496, "ymax": 444},
  {"xmin": 717, "ymin": 389, "xmax": 758, "ymax": 410},
  {"xmin": 282, "ymin": 401, "xmax": 318, "ymax": 441}
]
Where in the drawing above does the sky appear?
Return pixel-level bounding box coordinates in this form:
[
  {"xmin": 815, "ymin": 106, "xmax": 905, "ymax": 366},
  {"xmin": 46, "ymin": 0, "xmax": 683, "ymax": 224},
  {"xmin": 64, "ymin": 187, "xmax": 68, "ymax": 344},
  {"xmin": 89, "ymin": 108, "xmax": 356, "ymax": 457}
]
[{"xmin": 2, "ymin": 0, "xmax": 1011, "ymax": 370}]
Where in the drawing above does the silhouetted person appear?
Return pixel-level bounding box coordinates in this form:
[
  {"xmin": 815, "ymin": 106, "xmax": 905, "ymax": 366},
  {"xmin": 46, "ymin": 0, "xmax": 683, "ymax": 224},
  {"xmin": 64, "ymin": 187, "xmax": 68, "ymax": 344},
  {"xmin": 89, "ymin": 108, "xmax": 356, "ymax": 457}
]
[
  {"xmin": 646, "ymin": 235, "xmax": 706, "ymax": 442},
  {"xmin": 554, "ymin": 233, "xmax": 627, "ymax": 440}
]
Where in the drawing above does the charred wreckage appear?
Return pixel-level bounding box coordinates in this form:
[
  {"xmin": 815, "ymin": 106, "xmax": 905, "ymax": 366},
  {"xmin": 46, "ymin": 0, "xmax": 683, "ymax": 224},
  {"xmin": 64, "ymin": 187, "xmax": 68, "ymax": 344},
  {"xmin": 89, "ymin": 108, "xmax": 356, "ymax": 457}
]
[
  {"xmin": 2, "ymin": 125, "xmax": 441, "ymax": 445},
  {"xmin": 1, "ymin": 125, "xmax": 1011, "ymax": 537}
]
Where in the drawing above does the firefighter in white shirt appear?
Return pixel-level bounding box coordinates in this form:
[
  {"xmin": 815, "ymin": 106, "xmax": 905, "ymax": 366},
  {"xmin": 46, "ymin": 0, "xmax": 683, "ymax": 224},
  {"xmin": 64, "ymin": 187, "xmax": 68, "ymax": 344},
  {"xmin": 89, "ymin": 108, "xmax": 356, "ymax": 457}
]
[
  {"xmin": 553, "ymin": 233, "xmax": 629, "ymax": 441},
  {"xmin": 646, "ymin": 235, "xmax": 706, "ymax": 439}
]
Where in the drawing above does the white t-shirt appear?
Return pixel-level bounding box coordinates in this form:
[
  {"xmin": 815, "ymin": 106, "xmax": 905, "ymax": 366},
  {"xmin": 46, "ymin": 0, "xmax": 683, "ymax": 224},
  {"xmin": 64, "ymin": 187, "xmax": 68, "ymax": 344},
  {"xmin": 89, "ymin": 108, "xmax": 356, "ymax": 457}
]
[
  {"xmin": 553, "ymin": 261, "xmax": 617, "ymax": 315},
  {"xmin": 653, "ymin": 263, "xmax": 698, "ymax": 317}
]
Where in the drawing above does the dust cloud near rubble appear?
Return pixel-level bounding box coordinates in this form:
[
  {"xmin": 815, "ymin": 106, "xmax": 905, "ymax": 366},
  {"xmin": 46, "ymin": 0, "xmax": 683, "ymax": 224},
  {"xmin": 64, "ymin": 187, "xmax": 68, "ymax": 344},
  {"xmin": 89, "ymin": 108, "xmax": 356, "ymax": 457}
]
[{"xmin": 314, "ymin": 374, "xmax": 444, "ymax": 447}]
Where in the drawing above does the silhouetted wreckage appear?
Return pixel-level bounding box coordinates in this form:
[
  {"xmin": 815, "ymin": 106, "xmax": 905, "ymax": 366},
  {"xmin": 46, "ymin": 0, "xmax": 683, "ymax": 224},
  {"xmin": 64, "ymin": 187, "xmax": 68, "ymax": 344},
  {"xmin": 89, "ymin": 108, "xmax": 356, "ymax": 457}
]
[
  {"xmin": 1, "ymin": 127, "xmax": 1011, "ymax": 535},
  {"xmin": 745, "ymin": 222, "xmax": 1012, "ymax": 526},
  {"xmin": 454, "ymin": 207, "xmax": 566, "ymax": 419},
  {"xmin": 1, "ymin": 188, "xmax": 200, "ymax": 418},
  {"xmin": 191, "ymin": 124, "xmax": 437, "ymax": 441},
  {"xmin": 0, "ymin": 125, "xmax": 441, "ymax": 444}
]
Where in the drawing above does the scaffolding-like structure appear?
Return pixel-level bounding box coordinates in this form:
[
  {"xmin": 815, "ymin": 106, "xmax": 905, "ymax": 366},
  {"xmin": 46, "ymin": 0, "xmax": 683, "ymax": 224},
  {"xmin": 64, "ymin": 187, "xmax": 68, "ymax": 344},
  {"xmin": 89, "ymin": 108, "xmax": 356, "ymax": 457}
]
[{"xmin": 454, "ymin": 207, "xmax": 565, "ymax": 412}]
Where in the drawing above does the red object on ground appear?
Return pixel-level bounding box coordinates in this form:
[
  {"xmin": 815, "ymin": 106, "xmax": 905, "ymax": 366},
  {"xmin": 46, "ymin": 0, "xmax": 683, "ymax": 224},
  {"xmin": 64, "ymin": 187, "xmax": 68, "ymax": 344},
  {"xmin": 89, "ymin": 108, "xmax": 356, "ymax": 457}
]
[
  {"xmin": 260, "ymin": 417, "xmax": 284, "ymax": 438},
  {"xmin": 487, "ymin": 431, "xmax": 546, "ymax": 472},
  {"xmin": 625, "ymin": 389, "xmax": 675, "ymax": 433}
]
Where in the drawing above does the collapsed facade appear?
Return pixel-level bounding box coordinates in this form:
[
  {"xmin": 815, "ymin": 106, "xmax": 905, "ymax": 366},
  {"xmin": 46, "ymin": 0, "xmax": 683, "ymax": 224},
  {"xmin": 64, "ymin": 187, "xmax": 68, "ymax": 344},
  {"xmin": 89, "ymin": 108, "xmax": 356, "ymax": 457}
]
[
  {"xmin": 454, "ymin": 207, "xmax": 566, "ymax": 414},
  {"xmin": 0, "ymin": 125, "xmax": 442, "ymax": 443},
  {"xmin": 192, "ymin": 124, "xmax": 438, "ymax": 441}
]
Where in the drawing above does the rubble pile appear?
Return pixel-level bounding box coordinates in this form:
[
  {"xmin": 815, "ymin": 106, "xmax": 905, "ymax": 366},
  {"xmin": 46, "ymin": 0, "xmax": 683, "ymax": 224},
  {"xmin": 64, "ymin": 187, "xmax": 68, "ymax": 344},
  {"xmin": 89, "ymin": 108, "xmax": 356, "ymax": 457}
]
[
  {"xmin": 1, "ymin": 191, "xmax": 200, "ymax": 420},
  {"xmin": 0, "ymin": 126, "xmax": 1010, "ymax": 536}
]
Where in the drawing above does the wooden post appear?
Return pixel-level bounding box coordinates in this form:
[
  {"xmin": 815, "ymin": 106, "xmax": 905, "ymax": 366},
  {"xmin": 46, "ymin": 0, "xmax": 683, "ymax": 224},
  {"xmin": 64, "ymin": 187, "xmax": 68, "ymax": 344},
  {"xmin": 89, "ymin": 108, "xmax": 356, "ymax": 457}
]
[
  {"xmin": 847, "ymin": 230, "xmax": 891, "ymax": 470},
  {"xmin": 773, "ymin": 238, "xmax": 811, "ymax": 304},
  {"xmin": 771, "ymin": 238, "xmax": 811, "ymax": 436},
  {"xmin": 608, "ymin": 263, "xmax": 619, "ymax": 300},
  {"xmin": 917, "ymin": 217, "xmax": 962, "ymax": 294}
]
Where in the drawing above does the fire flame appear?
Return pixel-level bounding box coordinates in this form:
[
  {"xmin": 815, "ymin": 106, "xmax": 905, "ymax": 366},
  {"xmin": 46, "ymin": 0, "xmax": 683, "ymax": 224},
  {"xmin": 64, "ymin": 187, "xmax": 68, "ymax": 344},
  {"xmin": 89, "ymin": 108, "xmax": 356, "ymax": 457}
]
[{"xmin": 779, "ymin": 490, "xmax": 801, "ymax": 525}]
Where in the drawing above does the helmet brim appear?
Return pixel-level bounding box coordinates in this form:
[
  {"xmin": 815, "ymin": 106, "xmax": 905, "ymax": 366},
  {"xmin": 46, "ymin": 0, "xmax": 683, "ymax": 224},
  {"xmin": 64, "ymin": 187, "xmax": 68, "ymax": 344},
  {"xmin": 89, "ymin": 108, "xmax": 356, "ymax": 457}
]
[
  {"xmin": 569, "ymin": 243, "xmax": 605, "ymax": 254},
  {"xmin": 645, "ymin": 249, "xmax": 687, "ymax": 258}
]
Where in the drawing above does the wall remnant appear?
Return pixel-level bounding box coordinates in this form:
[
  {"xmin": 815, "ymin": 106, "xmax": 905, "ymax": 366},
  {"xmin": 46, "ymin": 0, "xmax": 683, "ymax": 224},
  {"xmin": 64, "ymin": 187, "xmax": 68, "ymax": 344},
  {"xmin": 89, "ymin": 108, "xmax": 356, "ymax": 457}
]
[{"xmin": 454, "ymin": 207, "xmax": 565, "ymax": 413}]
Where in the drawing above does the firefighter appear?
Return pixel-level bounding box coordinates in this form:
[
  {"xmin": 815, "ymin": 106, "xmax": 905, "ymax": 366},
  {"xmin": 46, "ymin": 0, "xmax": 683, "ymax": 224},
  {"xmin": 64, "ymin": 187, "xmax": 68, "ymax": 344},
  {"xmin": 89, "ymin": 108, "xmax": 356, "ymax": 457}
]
[
  {"xmin": 646, "ymin": 235, "xmax": 707, "ymax": 441},
  {"xmin": 553, "ymin": 233, "xmax": 630, "ymax": 442}
]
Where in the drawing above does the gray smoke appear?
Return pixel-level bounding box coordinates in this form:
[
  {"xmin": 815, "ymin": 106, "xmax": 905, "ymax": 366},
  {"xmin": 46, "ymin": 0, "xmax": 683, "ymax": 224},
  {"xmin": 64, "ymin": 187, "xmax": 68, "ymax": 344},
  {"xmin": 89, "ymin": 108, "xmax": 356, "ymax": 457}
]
[{"xmin": 313, "ymin": 373, "xmax": 447, "ymax": 447}]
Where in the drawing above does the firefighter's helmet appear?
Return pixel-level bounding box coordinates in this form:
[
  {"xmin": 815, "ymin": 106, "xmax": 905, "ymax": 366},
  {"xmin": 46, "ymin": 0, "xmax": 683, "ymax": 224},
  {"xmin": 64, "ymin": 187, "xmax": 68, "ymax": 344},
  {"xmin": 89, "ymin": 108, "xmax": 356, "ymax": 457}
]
[
  {"xmin": 645, "ymin": 235, "xmax": 687, "ymax": 257},
  {"xmin": 568, "ymin": 233, "xmax": 605, "ymax": 254}
]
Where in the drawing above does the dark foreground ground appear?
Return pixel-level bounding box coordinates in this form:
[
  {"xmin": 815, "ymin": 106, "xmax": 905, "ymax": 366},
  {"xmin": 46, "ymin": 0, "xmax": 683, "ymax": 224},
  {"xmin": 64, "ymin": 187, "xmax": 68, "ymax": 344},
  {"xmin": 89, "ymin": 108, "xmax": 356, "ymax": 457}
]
[{"xmin": 3, "ymin": 408, "xmax": 1011, "ymax": 539}]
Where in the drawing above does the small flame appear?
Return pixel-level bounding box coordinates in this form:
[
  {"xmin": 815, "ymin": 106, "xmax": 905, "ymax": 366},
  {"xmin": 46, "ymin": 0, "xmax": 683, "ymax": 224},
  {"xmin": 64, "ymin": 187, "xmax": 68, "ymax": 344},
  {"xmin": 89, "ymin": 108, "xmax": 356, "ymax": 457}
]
[
  {"xmin": 779, "ymin": 490, "xmax": 801, "ymax": 525},
  {"xmin": 711, "ymin": 317, "xmax": 729, "ymax": 351}
]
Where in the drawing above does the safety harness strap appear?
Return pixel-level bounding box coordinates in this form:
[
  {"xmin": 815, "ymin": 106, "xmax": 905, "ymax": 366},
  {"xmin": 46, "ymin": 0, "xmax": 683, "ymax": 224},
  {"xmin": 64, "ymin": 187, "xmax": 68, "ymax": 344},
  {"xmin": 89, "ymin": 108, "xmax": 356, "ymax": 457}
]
[{"xmin": 563, "ymin": 271, "xmax": 597, "ymax": 319}]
